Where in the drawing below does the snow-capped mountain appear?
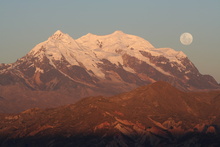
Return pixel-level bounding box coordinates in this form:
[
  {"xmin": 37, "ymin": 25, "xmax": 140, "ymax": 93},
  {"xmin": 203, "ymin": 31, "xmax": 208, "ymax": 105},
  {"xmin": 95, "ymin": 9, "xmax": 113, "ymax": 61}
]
[
  {"xmin": 1, "ymin": 30, "xmax": 218, "ymax": 89},
  {"xmin": 0, "ymin": 30, "xmax": 219, "ymax": 112}
]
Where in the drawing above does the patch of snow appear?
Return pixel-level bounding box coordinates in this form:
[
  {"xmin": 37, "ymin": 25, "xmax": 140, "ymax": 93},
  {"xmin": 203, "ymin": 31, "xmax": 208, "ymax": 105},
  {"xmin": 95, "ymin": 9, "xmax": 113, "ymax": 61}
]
[
  {"xmin": 147, "ymin": 48, "xmax": 187, "ymax": 68},
  {"xmin": 29, "ymin": 41, "xmax": 47, "ymax": 56},
  {"xmin": 177, "ymin": 66, "xmax": 182, "ymax": 72},
  {"xmin": 0, "ymin": 64, "xmax": 13, "ymax": 74},
  {"xmin": 35, "ymin": 67, "xmax": 44, "ymax": 73},
  {"xmin": 184, "ymin": 76, "xmax": 189, "ymax": 80},
  {"xmin": 123, "ymin": 66, "xmax": 136, "ymax": 73},
  {"xmin": 27, "ymin": 64, "xmax": 34, "ymax": 68},
  {"xmin": 185, "ymin": 71, "xmax": 190, "ymax": 74},
  {"xmin": 57, "ymin": 68, "xmax": 96, "ymax": 87},
  {"xmin": 0, "ymin": 69, "xmax": 6, "ymax": 74},
  {"xmin": 122, "ymin": 47, "xmax": 172, "ymax": 76}
]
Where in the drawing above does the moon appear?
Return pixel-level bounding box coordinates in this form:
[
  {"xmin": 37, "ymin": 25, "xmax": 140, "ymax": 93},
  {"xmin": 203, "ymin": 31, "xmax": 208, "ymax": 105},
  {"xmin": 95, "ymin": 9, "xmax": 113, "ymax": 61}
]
[{"xmin": 180, "ymin": 32, "xmax": 193, "ymax": 45}]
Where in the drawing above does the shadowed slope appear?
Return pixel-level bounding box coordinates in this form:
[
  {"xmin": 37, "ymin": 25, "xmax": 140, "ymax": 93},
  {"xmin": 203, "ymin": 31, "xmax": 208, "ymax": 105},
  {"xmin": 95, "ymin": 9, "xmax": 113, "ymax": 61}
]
[{"xmin": 0, "ymin": 82, "xmax": 220, "ymax": 146}]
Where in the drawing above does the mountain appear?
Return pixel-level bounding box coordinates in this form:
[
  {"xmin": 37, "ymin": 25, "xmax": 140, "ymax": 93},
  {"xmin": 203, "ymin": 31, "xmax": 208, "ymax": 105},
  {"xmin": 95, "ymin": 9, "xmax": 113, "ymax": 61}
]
[
  {"xmin": 0, "ymin": 30, "xmax": 219, "ymax": 113},
  {"xmin": 0, "ymin": 82, "xmax": 220, "ymax": 146}
]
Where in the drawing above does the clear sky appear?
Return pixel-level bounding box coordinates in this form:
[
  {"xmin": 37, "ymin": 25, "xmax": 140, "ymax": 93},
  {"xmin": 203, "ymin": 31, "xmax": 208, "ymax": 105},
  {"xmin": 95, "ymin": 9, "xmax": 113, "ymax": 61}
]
[{"xmin": 0, "ymin": 1, "xmax": 220, "ymax": 82}]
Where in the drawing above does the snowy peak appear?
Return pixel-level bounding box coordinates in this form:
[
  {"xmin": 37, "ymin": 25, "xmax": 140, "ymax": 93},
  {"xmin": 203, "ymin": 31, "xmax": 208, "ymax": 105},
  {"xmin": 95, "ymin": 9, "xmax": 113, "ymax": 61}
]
[
  {"xmin": 29, "ymin": 30, "xmax": 75, "ymax": 54},
  {"xmin": 53, "ymin": 30, "xmax": 64, "ymax": 35},
  {"xmin": 48, "ymin": 30, "xmax": 73, "ymax": 42},
  {"xmin": 111, "ymin": 30, "xmax": 125, "ymax": 36},
  {"xmin": 76, "ymin": 30, "xmax": 155, "ymax": 50},
  {"xmin": 83, "ymin": 30, "xmax": 126, "ymax": 39},
  {"xmin": 50, "ymin": 30, "xmax": 65, "ymax": 39}
]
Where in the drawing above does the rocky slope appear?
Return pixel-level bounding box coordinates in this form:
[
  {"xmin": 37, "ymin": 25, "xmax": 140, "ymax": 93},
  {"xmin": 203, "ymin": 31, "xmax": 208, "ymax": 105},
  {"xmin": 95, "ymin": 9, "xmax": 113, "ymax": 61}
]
[
  {"xmin": 0, "ymin": 82, "xmax": 220, "ymax": 146},
  {"xmin": 0, "ymin": 30, "xmax": 219, "ymax": 113}
]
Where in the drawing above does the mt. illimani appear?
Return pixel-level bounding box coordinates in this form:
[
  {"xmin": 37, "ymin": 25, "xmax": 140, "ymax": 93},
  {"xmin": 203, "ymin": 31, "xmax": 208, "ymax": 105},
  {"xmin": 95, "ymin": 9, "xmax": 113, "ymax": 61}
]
[{"xmin": 0, "ymin": 30, "xmax": 219, "ymax": 113}]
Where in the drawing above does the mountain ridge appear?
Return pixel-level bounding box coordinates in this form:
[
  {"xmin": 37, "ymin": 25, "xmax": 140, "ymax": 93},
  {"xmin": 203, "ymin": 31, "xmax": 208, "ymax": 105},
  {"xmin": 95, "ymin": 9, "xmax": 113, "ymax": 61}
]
[{"xmin": 1, "ymin": 81, "xmax": 220, "ymax": 146}]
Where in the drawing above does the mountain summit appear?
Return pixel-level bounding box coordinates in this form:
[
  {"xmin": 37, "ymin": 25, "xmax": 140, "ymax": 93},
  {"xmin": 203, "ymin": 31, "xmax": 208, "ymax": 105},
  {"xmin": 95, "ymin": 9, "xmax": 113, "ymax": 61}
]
[
  {"xmin": 53, "ymin": 30, "xmax": 63, "ymax": 35},
  {"xmin": 0, "ymin": 30, "xmax": 219, "ymax": 112}
]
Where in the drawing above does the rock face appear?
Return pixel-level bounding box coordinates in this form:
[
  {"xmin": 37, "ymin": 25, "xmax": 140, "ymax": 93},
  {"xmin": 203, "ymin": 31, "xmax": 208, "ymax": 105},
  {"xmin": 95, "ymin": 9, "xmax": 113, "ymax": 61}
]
[
  {"xmin": 0, "ymin": 30, "xmax": 219, "ymax": 113},
  {"xmin": 0, "ymin": 82, "xmax": 220, "ymax": 146}
]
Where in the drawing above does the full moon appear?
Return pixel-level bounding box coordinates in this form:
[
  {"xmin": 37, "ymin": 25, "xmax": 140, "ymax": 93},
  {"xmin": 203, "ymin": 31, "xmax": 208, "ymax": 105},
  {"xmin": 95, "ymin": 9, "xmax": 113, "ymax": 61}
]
[{"xmin": 180, "ymin": 32, "xmax": 193, "ymax": 45}]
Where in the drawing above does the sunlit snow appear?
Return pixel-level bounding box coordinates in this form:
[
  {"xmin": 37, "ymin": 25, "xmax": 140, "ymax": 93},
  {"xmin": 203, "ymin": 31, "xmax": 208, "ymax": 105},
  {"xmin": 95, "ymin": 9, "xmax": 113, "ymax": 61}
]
[{"xmin": 27, "ymin": 30, "xmax": 187, "ymax": 78}]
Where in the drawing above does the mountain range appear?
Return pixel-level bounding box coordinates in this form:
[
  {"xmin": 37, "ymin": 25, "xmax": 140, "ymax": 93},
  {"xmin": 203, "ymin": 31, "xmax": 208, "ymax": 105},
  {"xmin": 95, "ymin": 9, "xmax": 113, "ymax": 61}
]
[
  {"xmin": 0, "ymin": 30, "xmax": 220, "ymax": 113},
  {"xmin": 1, "ymin": 81, "xmax": 220, "ymax": 146}
]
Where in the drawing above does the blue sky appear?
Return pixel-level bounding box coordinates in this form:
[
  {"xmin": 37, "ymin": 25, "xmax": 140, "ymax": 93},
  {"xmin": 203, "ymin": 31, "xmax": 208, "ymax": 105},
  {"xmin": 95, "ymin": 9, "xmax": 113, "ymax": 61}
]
[{"xmin": 0, "ymin": 1, "xmax": 220, "ymax": 82}]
